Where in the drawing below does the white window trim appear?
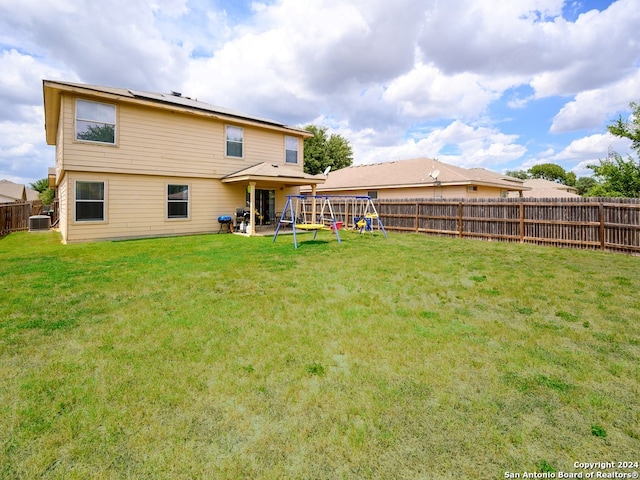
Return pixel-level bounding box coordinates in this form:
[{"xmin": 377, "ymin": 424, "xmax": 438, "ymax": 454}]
[
  {"xmin": 225, "ymin": 125, "xmax": 244, "ymax": 159},
  {"xmin": 166, "ymin": 183, "xmax": 191, "ymax": 221},
  {"xmin": 285, "ymin": 135, "xmax": 299, "ymax": 164},
  {"xmin": 75, "ymin": 99, "xmax": 117, "ymax": 145},
  {"xmin": 74, "ymin": 180, "xmax": 107, "ymax": 223}
]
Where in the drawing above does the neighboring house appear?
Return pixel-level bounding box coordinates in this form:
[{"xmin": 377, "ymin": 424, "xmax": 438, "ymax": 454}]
[
  {"xmin": 0, "ymin": 180, "xmax": 39, "ymax": 203},
  {"xmin": 508, "ymin": 178, "xmax": 581, "ymax": 198},
  {"xmin": 303, "ymin": 158, "xmax": 528, "ymax": 198},
  {"xmin": 43, "ymin": 80, "xmax": 324, "ymax": 243}
]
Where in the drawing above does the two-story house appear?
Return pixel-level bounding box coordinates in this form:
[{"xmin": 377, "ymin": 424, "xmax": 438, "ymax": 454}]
[{"xmin": 43, "ymin": 80, "xmax": 323, "ymax": 243}]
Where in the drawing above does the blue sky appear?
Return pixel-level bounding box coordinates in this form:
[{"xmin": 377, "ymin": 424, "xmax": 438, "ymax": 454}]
[{"xmin": 0, "ymin": 0, "xmax": 638, "ymax": 185}]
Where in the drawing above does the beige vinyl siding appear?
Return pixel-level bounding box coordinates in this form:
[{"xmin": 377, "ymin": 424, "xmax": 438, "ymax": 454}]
[
  {"xmin": 60, "ymin": 95, "xmax": 303, "ymax": 179},
  {"xmin": 62, "ymin": 172, "xmax": 245, "ymax": 243},
  {"xmin": 313, "ymin": 185, "xmax": 506, "ymax": 199},
  {"xmin": 244, "ymin": 129, "xmax": 298, "ymax": 168},
  {"xmin": 468, "ymin": 185, "xmax": 505, "ymax": 198}
]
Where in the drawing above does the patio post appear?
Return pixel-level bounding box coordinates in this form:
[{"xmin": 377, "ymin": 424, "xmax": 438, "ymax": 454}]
[{"xmin": 249, "ymin": 181, "xmax": 256, "ymax": 236}]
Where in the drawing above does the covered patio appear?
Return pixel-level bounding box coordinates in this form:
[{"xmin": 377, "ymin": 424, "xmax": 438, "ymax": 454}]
[{"xmin": 221, "ymin": 162, "xmax": 326, "ymax": 236}]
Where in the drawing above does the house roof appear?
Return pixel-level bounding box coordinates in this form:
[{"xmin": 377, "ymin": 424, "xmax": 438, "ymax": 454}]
[
  {"xmin": 222, "ymin": 162, "xmax": 326, "ymax": 186},
  {"xmin": 43, "ymin": 80, "xmax": 313, "ymax": 145},
  {"xmin": 0, "ymin": 180, "xmax": 27, "ymax": 202},
  {"xmin": 25, "ymin": 187, "xmax": 40, "ymax": 201},
  {"xmin": 313, "ymin": 158, "xmax": 528, "ymax": 192},
  {"xmin": 512, "ymin": 178, "xmax": 581, "ymax": 198}
]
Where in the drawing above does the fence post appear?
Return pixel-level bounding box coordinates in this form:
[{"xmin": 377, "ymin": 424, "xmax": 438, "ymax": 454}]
[
  {"xmin": 458, "ymin": 202, "xmax": 463, "ymax": 238},
  {"xmin": 599, "ymin": 202, "xmax": 605, "ymax": 250},
  {"xmin": 519, "ymin": 201, "xmax": 525, "ymax": 243}
]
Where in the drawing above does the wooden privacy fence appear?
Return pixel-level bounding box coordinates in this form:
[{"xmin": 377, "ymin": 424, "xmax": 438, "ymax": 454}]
[
  {"xmin": 363, "ymin": 197, "xmax": 640, "ymax": 254},
  {"xmin": 0, "ymin": 201, "xmax": 54, "ymax": 236}
]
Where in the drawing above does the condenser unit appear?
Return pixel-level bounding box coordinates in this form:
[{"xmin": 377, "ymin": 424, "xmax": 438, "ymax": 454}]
[{"xmin": 29, "ymin": 215, "xmax": 51, "ymax": 232}]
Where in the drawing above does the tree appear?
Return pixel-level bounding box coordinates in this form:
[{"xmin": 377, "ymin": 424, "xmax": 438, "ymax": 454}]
[
  {"xmin": 587, "ymin": 152, "xmax": 640, "ymax": 197},
  {"xmin": 505, "ymin": 170, "xmax": 530, "ymax": 180},
  {"xmin": 607, "ymin": 101, "xmax": 640, "ymax": 151},
  {"xmin": 303, "ymin": 125, "xmax": 353, "ymax": 175},
  {"xmin": 528, "ymin": 163, "xmax": 575, "ymax": 186},
  {"xmin": 574, "ymin": 176, "xmax": 598, "ymax": 196},
  {"xmin": 30, "ymin": 178, "xmax": 50, "ymax": 193},
  {"xmin": 30, "ymin": 178, "xmax": 55, "ymax": 205}
]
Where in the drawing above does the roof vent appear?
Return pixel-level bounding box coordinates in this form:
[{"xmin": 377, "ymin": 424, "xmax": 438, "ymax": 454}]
[
  {"xmin": 29, "ymin": 215, "xmax": 50, "ymax": 232},
  {"xmin": 171, "ymin": 91, "xmax": 182, "ymax": 97}
]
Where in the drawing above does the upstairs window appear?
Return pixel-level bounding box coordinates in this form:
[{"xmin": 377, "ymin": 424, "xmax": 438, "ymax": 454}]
[
  {"xmin": 76, "ymin": 99, "xmax": 116, "ymax": 144},
  {"xmin": 75, "ymin": 181, "xmax": 105, "ymax": 222},
  {"xmin": 167, "ymin": 184, "xmax": 189, "ymax": 219},
  {"xmin": 226, "ymin": 126, "xmax": 243, "ymax": 158},
  {"xmin": 285, "ymin": 136, "xmax": 298, "ymax": 164}
]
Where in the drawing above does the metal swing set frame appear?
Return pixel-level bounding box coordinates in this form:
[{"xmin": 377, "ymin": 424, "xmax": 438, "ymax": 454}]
[{"xmin": 273, "ymin": 195, "xmax": 387, "ymax": 248}]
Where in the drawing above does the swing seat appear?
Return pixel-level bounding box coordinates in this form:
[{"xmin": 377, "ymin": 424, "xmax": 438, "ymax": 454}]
[{"xmin": 295, "ymin": 223, "xmax": 325, "ymax": 230}]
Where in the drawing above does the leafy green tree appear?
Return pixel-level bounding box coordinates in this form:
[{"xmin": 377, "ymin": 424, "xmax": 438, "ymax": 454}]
[
  {"xmin": 607, "ymin": 101, "xmax": 640, "ymax": 151},
  {"xmin": 587, "ymin": 152, "xmax": 640, "ymax": 197},
  {"xmin": 528, "ymin": 163, "xmax": 575, "ymax": 185},
  {"xmin": 30, "ymin": 178, "xmax": 55, "ymax": 205},
  {"xmin": 505, "ymin": 170, "xmax": 530, "ymax": 180},
  {"xmin": 303, "ymin": 125, "xmax": 353, "ymax": 175},
  {"xmin": 30, "ymin": 178, "xmax": 49, "ymax": 193},
  {"xmin": 574, "ymin": 176, "xmax": 598, "ymax": 196}
]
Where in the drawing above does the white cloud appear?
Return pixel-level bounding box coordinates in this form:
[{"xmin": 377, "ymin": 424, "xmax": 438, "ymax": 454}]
[
  {"xmin": 0, "ymin": 111, "xmax": 54, "ymax": 183},
  {"xmin": 530, "ymin": 0, "xmax": 640, "ymax": 98},
  {"xmin": 417, "ymin": 0, "xmax": 640, "ymax": 99},
  {"xmin": 550, "ymin": 70, "xmax": 640, "ymax": 133},
  {"xmin": 344, "ymin": 120, "xmax": 527, "ymax": 168},
  {"xmin": 0, "ymin": 0, "xmax": 190, "ymax": 91},
  {"xmin": 418, "ymin": 0, "xmax": 566, "ymax": 75},
  {"xmin": 383, "ymin": 63, "xmax": 500, "ymax": 120}
]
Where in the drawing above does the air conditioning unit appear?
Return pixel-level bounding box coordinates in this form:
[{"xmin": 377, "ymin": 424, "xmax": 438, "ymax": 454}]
[{"xmin": 29, "ymin": 215, "xmax": 51, "ymax": 232}]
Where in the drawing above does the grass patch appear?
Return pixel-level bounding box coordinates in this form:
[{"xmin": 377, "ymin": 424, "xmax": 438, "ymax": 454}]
[{"xmin": 1, "ymin": 230, "xmax": 639, "ymax": 478}]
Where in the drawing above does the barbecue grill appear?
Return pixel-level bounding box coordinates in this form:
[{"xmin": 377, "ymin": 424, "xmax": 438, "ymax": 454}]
[
  {"xmin": 217, "ymin": 215, "xmax": 233, "ymax": 233},
  {"xmin": 235, "ymin": 208, "xmax": 250, "ymax": 233}
]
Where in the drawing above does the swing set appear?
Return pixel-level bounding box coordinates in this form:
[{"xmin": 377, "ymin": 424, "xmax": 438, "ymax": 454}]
[{"xmin": 273, "ymin": 195, "xmax": 387, "ymax": 248}]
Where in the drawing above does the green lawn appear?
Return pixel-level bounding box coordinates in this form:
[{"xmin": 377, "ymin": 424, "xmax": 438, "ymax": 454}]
[{"xmin": 1, "ymin": 230, "xmax": 639, "ymax": 479}]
